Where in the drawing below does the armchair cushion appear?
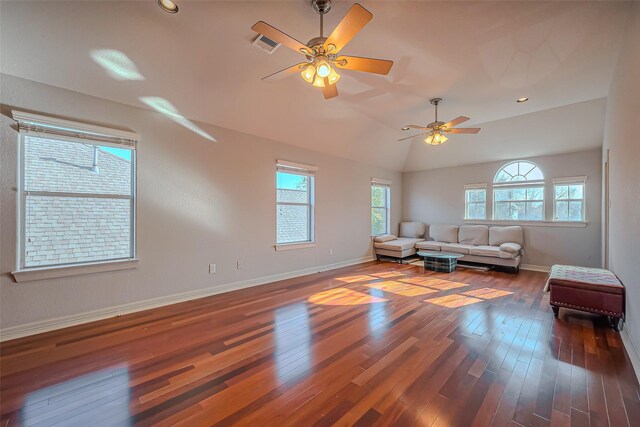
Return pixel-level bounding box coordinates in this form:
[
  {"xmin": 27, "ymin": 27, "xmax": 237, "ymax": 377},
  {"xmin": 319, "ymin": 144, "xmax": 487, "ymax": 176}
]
[{"xmin": 374, "ymin": 234, "xmax": 397, "ymax": 243}]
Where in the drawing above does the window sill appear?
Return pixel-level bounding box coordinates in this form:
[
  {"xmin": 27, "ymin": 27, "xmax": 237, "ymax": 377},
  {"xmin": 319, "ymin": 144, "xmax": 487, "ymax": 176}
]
[
  {"xmin": 464, "ymin": 220, "xmax": 588, "ymax": 228},
  {"xmin": 274, "ymin": 242, "xmax": 316, "ymax": 251},
  {"xmin": 12, "ymin": 259, "xmax": 139, "ymax": 283}
]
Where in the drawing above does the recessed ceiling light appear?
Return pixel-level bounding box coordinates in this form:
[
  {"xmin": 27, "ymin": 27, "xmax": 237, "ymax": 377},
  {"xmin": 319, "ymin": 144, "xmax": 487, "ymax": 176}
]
[
  {"xmin": 517, "ymin": 97, "xmax": 529, "ymax": 103},
  {"xmin": 401, "ymin": 127, "xmax": 410, "ymax": 131},
  {"xmin": 158, "ymin": 0, "xmax": 179, "ymax": 14}
]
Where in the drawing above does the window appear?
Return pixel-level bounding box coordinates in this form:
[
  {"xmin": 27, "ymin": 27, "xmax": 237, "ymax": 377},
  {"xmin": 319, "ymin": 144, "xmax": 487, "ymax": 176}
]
[
  {"xmin": 371, "ymin": 179, "xmax": 391, "ymax": 235},
  {"xmin": 493, "ymin": 161, "xmax": 544, "ymax": 221},
  {"xmin": 554, "ymin": 178, "xmax": 586, "ymax": 222},
  {"xmin": 276, "ymin": 160, "xmax": 316, "ymax": 246},
  {"xmin": 464, "ymin": 185, "xmax": 486, "ymax": 220},
  {"xmin": 14, "ymin": 111, "xmax": 137, "ymax": 270}
]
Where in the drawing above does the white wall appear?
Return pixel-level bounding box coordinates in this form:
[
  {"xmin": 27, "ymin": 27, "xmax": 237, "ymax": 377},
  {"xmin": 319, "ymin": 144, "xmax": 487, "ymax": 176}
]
[
  {"xmin": 0, "ymin": 74, "xmax": 402, "ymax": 332},
  {"xmin": 402, "ymin": 150, "xmax": 602, "ymax": 268},
  {"xmin": 602, "ymin": 3, "xmax": 640, "ymax": 357}
]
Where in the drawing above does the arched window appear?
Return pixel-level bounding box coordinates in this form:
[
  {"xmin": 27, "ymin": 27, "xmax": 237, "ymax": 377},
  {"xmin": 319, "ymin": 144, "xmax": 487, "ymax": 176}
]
[
  {"xmin": 494, "ymin": 161, "xmax": 544, "ymax": 183},
  {"xmin": 493, "ymin": 161, "xmax": 545, "ymax": 221}
]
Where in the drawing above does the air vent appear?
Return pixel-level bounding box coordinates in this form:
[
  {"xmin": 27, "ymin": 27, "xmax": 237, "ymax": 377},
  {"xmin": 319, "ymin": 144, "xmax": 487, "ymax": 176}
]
[{"xmin": 252, "ymin": 34, "xmax": 280, "ymax": 54}]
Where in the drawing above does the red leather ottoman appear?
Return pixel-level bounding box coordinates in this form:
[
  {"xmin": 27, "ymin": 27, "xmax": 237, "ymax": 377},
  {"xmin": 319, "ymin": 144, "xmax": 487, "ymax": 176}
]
[{"xmin": 546, "ymin": 265, "xmax": 624, "ymax": 330}]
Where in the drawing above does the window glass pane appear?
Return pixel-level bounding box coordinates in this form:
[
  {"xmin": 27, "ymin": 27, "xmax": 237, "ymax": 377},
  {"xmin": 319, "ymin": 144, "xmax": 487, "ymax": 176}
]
[
  {"xmin": 495, "ymin": 202, "xmax": 510, "ymax": 220},
  {"xmin": 555, "ymin": 185, "xmax": 568, "ymax": 200},
  {"xmin": 494, "ymin": 170, "xmax": 511, "ymax": 183},
  {"xmin": 371, "ymin": 186, "xmax": 386, "ymax": 208},
  {"xmin": 527, "ymin": 186, "xmax": 544, "ymax": 200},
  {"xmin": 277, "ymin": 205, "xmax": 309, "ymax": 243},
  {"xmin": 569, "ymin": 184, "xmax": 584, "ymax": 199},
  {"xmin": 504, "ymin": 162, "xmax": 519, "ymax": 177},
  {"xmin": 569, "ymin": 201, "xmax": 583, "ymax": 221},
  {"xmin": 371, "ymin": 207, "xmax": 387, "ymax": 235},
  {"xmin": 526, "ymin": 201, "xmax": 544, "ymax": 220},
  {"xmin": 512, "ymin": 188, "xmax": 526, "ymax": 200},
  {"xmin": 24, "ymin": 136, "xmax": 132, "ymax": 196},
  {"xmin": 495, "ymin": 189, "xmax": 510, "ymax": 201},
  {"xmin": 511, "ymin": 202, "xmax": 526, "ymax": 220},
  {"xmin": 467, "ymin": 190, "xmax": 477, "ymax": 203},
  {"xmin": 556, "ymin": 201, "xmax": 568, "ymax": 220},
  {"xmin": 276, "ymin": 172, "xmax": 308, "ymax": 192},
  {"xmin": 467, "ymin": 203, "xmax": 477, "ymax": 219},
  {"xmin": 478, "ymin": 190, "xmax": 486, "ymax": 202},
  {"xmin": 525, "ymin": 167, "xmax": 544, "ymax": 181},
  {"xmin": 24, "ymin": 196, "xmax": 131, "ymax": 267},
  {"xmin": 477, "ymin": 204, "xmax": 486, "ymax": 220},
  {"xmin": 277, "ymin": 188, "xmax": 308, "ymax": 203}
]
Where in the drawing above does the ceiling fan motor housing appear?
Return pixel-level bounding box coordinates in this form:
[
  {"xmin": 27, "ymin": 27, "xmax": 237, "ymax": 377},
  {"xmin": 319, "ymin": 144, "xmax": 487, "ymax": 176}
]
[{"xmin": 312, "ymin": 0, "xmax": 332, "ymax": 15}]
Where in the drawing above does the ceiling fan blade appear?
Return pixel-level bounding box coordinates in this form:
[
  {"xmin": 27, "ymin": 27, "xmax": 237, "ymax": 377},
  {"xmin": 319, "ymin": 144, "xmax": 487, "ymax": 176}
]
[
  {"xmin": 442, "ymin": 116, "xmax": 470, "ymax": 128},
  {"xmin": 406, "ymin": 125, "xmax": 429, "ymax": 130},
  {"xmin": 322, "ymin": 78, "xmax": 338, "ymax": 99},
  {"xmin": 324, "ymin": 4, "xmax": 373, "ymax": 54},
  {"xmin": 398, "ymin": 132, "xmax": 430, "ymax": 142},
  {"xmin": 448, "ymin": 128, "xmax": 481, "ymax": 134},
  {"xmin": 251, "ymin": 21, "xmax": 309, "ymax": 54},
  {"xmin": 262, "ymin": 63, "xmax": 308, "ymax": 81},
  {"xmin": 335, "ymin": 55, "xmax": 393, "ymax": 75}
]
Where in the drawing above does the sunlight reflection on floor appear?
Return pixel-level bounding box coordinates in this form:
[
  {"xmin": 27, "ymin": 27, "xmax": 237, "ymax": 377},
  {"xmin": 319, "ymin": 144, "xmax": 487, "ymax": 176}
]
[
  {"xmin": 365, "ymin": 281, "xmax": 438, "ymax": 297},
  {"xmin": 462, "ymin": 288, "xmax": 513, "ymax": 299},
  {"xmin": 399, "ymin": 277, "xmax": 469, "ymax": 290},
  {"xmin": 308, "ymin": 288, "xmax": 387, "ymax": 305},
  {"xmin": 334, "ymin": 275, "xmax": 377, "ymax": 283},
  {"xmin": 424, "ymin": 294, "xmax": 484, "ymax": 308}
]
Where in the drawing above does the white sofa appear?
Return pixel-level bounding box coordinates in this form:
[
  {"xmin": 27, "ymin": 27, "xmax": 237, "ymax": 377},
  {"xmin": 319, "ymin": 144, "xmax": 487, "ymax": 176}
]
[{"xmin": 374, "ymin": 223, "xmax": 523, "ymax": 271}]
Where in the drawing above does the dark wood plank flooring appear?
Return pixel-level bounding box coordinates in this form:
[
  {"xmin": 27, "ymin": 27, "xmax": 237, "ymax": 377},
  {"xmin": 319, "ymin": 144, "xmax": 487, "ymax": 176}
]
[{"xmin": 1, "ymin": 261, "xmax": 638, "ymax": 426}]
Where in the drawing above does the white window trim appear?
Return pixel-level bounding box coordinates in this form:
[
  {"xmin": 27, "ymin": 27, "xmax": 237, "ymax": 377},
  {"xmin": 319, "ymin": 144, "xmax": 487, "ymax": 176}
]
[
  {"xmin": 12, "ymin": 259, "xmax": 139, "ymax": 283},
  {"xmin": 492, "ymin": 186, "xmax": 545, "ymax": 221},
  {"xmin": 11, "ymin": 111, "xmax": 138, "ymax": 280},
  {"xmin": 464, "ymin": 184, "xmax": 487, "ymax": 220},
  {"xmin": 275, "ymin": 160, "xmax": 316, "ymax": 249},
  {"xmin": 371, "ymin": 178, "xmax": 391, "ymax": 236},
  {"xmin": 552, "ymin": 177, "xmax": 587, "ymax": 223},
  {"xmin": 464, "ymin": 219, "xmax": 588, "ymax": 228}
]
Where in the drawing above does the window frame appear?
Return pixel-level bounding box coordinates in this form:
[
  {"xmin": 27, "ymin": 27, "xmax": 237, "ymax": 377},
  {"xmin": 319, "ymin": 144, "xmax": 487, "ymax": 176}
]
[
  {"xmin": 464, "ymin": 184, "xmax": 487, "ymax": 220},
  {"xmin": 12, "ymin": 111, "xmax": 139, "ymax": 281},
  {"xmin": 275, "ymin": 160, "xmax": 317, "ymax": 250},
  {"xmin": 552, "ymin": 177, "xmax": 587, "ymax": 222},
  {"xmin": 371, "ymin": 179, "xmax": 391, "ymax": 236},
  {"xmin": 492, "ymin": 160, "xmax": 545, "ymax": 222}
]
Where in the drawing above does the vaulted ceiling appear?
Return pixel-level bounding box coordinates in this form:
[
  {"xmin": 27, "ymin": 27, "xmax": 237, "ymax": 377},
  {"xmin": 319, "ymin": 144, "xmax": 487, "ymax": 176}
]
[{"xmin": 0, "ymin": 1, "xmax": 631, "ymax": 171}]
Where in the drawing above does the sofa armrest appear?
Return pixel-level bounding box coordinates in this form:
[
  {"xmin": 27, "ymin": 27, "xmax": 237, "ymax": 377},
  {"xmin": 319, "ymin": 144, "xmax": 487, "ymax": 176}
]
[
  {"xmin": 500, "ymin": 243, "xmax": 521, "ymax": 254},
  {"xmin": 374, "ymin": 234, "xmax": 397, "ymax": 243}
]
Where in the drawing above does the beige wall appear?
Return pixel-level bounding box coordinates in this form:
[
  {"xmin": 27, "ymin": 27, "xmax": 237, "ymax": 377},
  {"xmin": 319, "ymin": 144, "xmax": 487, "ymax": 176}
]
[
  {"xmin": 0, "ymin": 74, "xmax": 402, "ymax": 331},
  {"xmin": 603, "ymin": 3, "xmax": 640, "ymax": 355},
  {"xmin": 402, "ymin": 150, "xmax": 602, "ymax": 267}
]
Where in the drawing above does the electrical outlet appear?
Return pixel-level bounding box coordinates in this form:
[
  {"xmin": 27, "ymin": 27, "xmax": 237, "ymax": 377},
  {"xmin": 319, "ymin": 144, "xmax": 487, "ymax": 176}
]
[
  {"xmin": 209, "ymin": 264, "xmax": 216, "ymax": 274},
  {"xmin": 329, "ymin": 249, "xmax": 333, "ymax": 256}
]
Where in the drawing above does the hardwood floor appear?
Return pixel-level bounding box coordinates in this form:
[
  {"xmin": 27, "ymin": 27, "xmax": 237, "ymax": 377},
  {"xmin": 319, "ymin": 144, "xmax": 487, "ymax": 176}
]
[{"xmin": 1, "ymin": 261, "xmax": 638, "ymax": 426}]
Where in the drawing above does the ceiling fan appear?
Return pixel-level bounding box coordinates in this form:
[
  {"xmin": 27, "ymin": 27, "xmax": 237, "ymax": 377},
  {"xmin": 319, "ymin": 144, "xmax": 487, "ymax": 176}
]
[
  {"xmin": 399, "ymin": 98, "xmax": 481, "ymax": 145},
  {"xmin": 251, "ymin": 0, "xmax": 393, "ymax": 99}
]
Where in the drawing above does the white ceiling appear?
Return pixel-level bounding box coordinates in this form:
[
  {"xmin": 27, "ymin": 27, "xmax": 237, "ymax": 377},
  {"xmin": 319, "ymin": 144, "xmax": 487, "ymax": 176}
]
[{"xmin": 0, "ymin": 1, "xmax": 632, "ymax": 171}]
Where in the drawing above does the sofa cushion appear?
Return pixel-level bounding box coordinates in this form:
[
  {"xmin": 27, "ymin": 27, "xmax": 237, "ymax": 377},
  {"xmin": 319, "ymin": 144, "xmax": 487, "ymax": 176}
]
[
  {"xmin": 399, "ymin": 222, "xmax": 426, "ymax": 238},
  {"xmin": 440, "ymin": 243, "xmax": 475, "ymax": 255},
  {"xmin": 469, "ymin": 245, "xmax": 501, "ymax": 258},
  {"xmin": 429, "ymin": 224, "xmax": 459, "ymax": 243},
  {"xmin": 374, "ymin": 237, "xmax": 425, "ymax": 251},
  {"xmin": 489, "ymin": 226, "xmax": 524, "ymax": 246},
  {"xmin": 458, "ymin": 225, "xmax": 489, "ymax": 245},
  {"xmin": 415, "ymin": 241, "xmax": 445, "ymax": 251},
  {"xmin": 499, "ymin": 243, "xmax": 522, "ymax": 254},
  {"xmin": 374, "ymin": 234, "xmax": 397, "ymax": 243}
]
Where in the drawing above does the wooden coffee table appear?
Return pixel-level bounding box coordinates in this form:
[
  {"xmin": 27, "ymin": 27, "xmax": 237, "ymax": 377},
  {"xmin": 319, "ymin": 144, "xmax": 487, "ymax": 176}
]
[{"xmin": 417, "ymin": 251, "xmax": 464, "ymax": 273}]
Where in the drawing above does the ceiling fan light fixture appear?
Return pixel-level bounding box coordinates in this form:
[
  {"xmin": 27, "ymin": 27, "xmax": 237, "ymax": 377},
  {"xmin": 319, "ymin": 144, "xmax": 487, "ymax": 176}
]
[
  {"xmin": 316, "ymin": 60, "xmax": 332, "ymax": 78},
  {"xmin": 158, "ymin": 0, "xmax": 179, "ymax": 14},
  {"xmin": 301, "ymin": 65, "xmax": 316, "ymax": 83},
  {"xmin": 425, "ymin": 132, "xmax": 447, "ymax": 145}
]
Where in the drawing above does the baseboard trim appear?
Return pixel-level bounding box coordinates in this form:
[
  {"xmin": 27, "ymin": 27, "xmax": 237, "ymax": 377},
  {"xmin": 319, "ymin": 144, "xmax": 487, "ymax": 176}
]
[
  {"xmin": 520, "ymin": 264, "xmax": 551, "ymax": 273},
  {"xmin": 621, "ymin": 328, "xmax": 640, "ymax": 382},
  {"xmin": 0, "ymin": 256, "xmax": 375, "ymax": 342}
]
